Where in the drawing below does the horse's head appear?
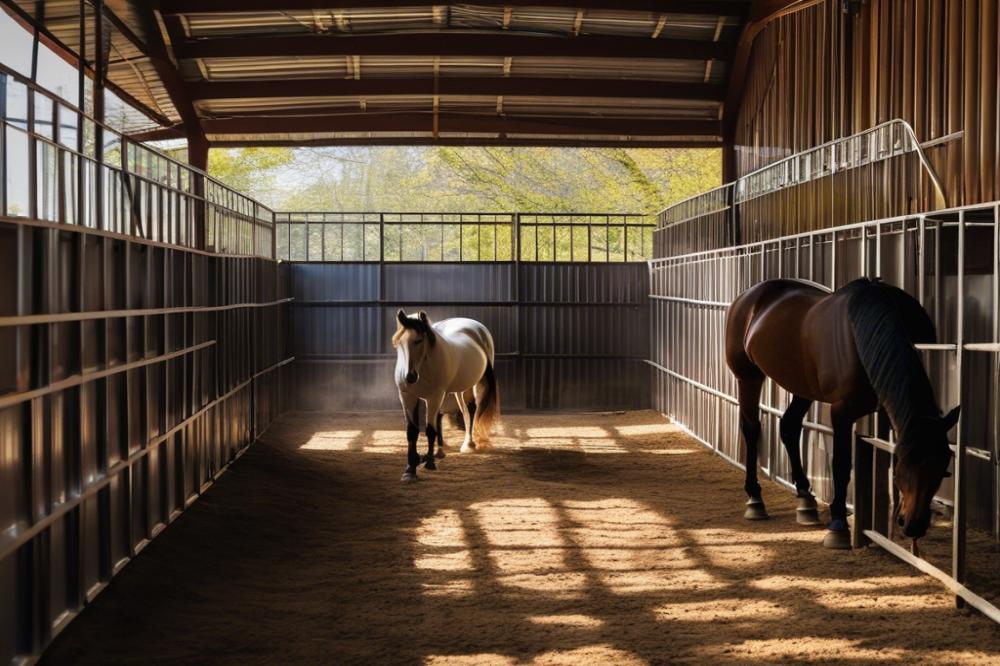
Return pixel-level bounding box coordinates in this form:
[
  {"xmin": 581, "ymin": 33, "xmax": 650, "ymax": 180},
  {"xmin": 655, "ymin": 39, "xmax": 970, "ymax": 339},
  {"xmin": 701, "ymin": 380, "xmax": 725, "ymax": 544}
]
[
  {"xmin": 393, "ymin": 309, "xmax": 436, "ymax": 385},
  {"xmin": 894, "ymin": 405, "xmax": 959, "ymax": 539}
]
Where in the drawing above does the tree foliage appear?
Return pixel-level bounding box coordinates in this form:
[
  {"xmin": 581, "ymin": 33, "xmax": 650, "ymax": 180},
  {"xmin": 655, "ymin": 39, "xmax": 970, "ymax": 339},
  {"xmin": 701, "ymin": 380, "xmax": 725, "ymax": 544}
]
[{"xmin": 207, "ymin": 145, "xmax": 720, "ymax": 215}]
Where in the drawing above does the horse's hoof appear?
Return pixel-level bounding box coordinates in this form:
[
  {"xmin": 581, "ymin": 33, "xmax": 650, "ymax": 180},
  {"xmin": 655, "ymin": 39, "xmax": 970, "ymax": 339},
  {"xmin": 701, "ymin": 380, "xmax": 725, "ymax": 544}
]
[
  {"xmin": 744, "ymin": 499, "xmax": 769, "ymax": 520},
  {"xmin": 460, "ymin": 442, "xmax": 476, "ymax": 453},
  {"xmin": 424, "ymin": 460, "xmax": 437, "ymax": 470},
  {"xmin": 435, "ymin": 448, "xmax": 446, "ymax": 460},
  {"xmin": 823, "ymin": 520, "xmax": 851, "ymax": 549},
  {"xmin": 796, "ymin": 496, "xmax": 823, "ymax": 526},
  {"xmin": 400, "ymin": 471, "xmax": 419, "ymax": 483}
]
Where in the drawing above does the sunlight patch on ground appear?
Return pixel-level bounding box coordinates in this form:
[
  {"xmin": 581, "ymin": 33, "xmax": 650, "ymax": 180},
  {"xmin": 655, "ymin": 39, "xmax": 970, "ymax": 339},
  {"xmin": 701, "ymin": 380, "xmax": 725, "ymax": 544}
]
[
  {"xmin": 750, "ymin": 575, "xmax": 931, "ymax": 592},
  {"xmin": 525, "ymin": 426, "xmax": 610, "ymax": 438},
  {"xmin": 812, "ymin": 592, "xmax": 951, "ymax": 611},
  {"xmin": 562, "ymin": 499, "xmax": 721, "ymax": 594},
  {"xmin": 613, "ymin": 422, "xmax": 681, "ymax": 436},
  {"xmin": 471, "ymin": 498, "xmax": 586, "ymax": 595},
  {"xmin": 420, "ymin": 579, "xmax": 474, "ymax": 597},
  {"xmin": 414, "ymin": 550, "xmax": 473, "ymax": 572},
  {"xmin": 424, "ymin": 645, "xmax": 645, "ymax": 666},
  {"xmin": 654, "ymin": 597, "xmax": 789, "ymax": 623},
  {"xmin": 495, "ymin": 572, "xmax": 590, "ymax": 597},
  {"xmin": 697, "ymin": 637, "xmax": 908, "ymax": 662},
  {"xmin": 500, "ymin": 436, "xmax": 627, "ymax": 453},
  {"xmin": 298, "ymin": 430, "xmax": 363, "ymax": 451},
  {"xmin": 637, "ymin": 448, "xmax": 698, "ymax": 455},
  {"xmin": 415, "ymin": 509, "xmax": 468, "ymax": 548},
  {"xmin": 298, "ymin": 429, "xmax": 405, "ymax": 453},
  {"xmin": 702, "ymin": 543, "xmax": 775, "ymax": 569},
  {"xmin": 472, "ymin": 499, "xmax": 565, "ymax": 548},
  {"xmin": 528, "ymin": 614, "xmax": 605, "ymax": 627},
  {"xmin": 686, "ymin": 527, "xmax": 828, "ymax": 545}
]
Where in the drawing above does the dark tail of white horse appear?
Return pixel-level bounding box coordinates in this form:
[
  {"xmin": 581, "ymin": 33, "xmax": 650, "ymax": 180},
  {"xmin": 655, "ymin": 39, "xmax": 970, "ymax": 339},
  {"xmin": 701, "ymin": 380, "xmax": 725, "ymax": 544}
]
[{"xmin": 474, "ymin": 361, "xmax": 500, "ymax": 441}]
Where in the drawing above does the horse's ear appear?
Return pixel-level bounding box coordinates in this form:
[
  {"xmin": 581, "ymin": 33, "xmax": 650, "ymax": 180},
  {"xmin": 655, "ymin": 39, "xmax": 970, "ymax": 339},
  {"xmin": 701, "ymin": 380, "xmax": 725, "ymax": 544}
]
[
  {"xmin": 942, "ymin": 405, "xmax": 961, "ymax": 431},
  {"xmin": 418, "ymin": 310, "xmax": 430, "ymax": 324},
  {"xmin": 397, "ymin": 309, "xmax": 407, "ymax": 326}
]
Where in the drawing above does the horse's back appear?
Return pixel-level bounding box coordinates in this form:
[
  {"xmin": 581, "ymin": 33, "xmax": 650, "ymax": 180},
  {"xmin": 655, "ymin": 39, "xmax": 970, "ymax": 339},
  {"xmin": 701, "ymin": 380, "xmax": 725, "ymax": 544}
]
[
  {"xmin": 726, "ymin": 280, "xmax": 833, "ymax": 396},
  {"xmin": 435, "ymin": 317, "xmax": 495, "ymax": 362}
]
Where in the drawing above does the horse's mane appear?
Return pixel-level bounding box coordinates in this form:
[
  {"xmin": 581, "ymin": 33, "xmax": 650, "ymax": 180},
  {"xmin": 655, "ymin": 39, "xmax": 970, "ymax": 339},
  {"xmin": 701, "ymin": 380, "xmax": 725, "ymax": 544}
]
[{"xmin": 845, "ymin": 278, "xmax": 938, "ymax": 452}]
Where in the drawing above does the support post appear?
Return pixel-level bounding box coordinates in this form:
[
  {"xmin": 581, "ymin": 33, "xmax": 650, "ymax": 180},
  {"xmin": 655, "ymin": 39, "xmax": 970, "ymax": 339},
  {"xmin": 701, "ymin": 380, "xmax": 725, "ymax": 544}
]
[{"xmin": 187, "ymin": 130, "xmax": 209, "ymax": 251}]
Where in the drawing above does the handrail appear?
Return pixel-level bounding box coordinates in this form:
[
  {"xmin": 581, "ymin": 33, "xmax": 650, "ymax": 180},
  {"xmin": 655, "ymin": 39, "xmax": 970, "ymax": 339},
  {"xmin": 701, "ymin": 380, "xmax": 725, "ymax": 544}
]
[
  {"xmin": 0, "ymin": 61, "xmax": 275, "ymax": 257},
  {"xmin": 657, "ymin": 118, "xmax": 948, "ymax": 231},
  {"xmin": 734, "ymin": 119, "xmax": 946, "ymax": 206}
]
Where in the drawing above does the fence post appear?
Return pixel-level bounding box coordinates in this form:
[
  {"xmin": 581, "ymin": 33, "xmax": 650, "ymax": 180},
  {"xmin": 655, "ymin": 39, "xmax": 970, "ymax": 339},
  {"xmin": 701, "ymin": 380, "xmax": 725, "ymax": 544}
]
[
  {"xmin": 852, "ymin": 432, "xmax": 873, "ymax": 548},
  {"xmin": 729, "ymin": 184, "xmax": 741, "ymax": 247},
  {"xmin": 514, "ymin": 212, "xmax": 522, "ymax": 364}
]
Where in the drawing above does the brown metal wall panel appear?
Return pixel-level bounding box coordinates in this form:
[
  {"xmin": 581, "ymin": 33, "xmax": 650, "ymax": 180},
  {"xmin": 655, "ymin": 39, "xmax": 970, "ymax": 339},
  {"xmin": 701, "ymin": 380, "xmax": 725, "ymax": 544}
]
[
  {"xmin": 287, "ymin": 261, "xmax": 649, "ymax": 413},
  {"xmin": 731, "ymin": 0, "xmax": 1000, "ymax": 225}
]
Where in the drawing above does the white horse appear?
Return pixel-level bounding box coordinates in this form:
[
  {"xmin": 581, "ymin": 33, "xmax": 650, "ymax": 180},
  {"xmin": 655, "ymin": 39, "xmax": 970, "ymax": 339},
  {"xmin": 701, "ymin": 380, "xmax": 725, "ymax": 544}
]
[{"xmin": 393, "ymin": 310, "xmax": 500, "ymax": 482}]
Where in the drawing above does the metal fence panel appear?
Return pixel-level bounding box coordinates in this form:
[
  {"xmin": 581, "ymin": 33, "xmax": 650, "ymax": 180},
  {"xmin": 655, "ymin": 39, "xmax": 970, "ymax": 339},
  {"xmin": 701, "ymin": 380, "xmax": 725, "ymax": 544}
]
[
  {"xmin": 650, "ymin": 202, "xmax": 1000, "ymax": 619},
  {"xmin": 287, "ymin": 261, "xmax": 649, "ymax": 413}
]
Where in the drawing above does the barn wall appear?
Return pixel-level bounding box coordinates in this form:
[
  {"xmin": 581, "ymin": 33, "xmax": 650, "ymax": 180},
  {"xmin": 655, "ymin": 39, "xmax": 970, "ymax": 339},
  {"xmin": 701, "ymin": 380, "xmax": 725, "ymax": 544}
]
[
  {"xmin": 0, "ymin": 65, "xmax": 292, "ymax": 663},
  {"xmin": 0, "ymin": 224, "xmax": 291, "ymax": 663},
  {"xmin": 734, "ymin": 0, "xmax": 1000, "ymax": 216},
  {"xmin": 287, "ymin": 262, "xmax": 650, "ymax": 414}
]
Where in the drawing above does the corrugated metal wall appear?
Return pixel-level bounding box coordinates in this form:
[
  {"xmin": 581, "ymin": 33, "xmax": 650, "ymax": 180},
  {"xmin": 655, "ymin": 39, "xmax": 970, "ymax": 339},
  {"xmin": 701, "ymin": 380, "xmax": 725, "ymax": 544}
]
[
  {"xmin": 735, "ymin": 0, "xmax": 1000, "ymax": 213},
  {"xmin": 288, "ymin": 262, "xmax": 649, "ymax": 413}
]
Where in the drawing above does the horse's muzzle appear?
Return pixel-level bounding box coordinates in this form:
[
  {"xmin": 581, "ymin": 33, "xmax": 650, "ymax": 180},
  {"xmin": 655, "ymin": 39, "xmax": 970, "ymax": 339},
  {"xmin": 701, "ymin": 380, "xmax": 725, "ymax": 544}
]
[{"xmin": 405, "ymin": 371, "xmax": 418, "ymax": 384}]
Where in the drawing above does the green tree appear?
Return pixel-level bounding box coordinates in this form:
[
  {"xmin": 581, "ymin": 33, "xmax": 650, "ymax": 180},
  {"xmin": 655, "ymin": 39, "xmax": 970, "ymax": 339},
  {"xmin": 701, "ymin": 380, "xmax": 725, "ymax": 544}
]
[{"xmin": 208, "ymin": 147, "xmax": 294, "ymax": 206}]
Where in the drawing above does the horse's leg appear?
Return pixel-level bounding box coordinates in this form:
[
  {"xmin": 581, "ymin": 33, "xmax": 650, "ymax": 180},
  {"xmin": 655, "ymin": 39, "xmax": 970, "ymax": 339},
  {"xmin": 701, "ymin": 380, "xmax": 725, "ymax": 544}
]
[
  {"xmin": 399, "ymin": 392, "xmax": 421, "ymax": 483},
  {"xmin": 459, "ymin": 387, "xmax": 477, "ymax": 453},
  {"xmin": 738, "ymin": 375, "xmax": 768, "ymax": 520},
  {"xmin": 422, "ymin": 392, "xmax": 445, "ymax": 470},
  {"xmin": 823, "ymin": 405, "xmax": 856, "ymax": 549},
  {"xmin": 780, "ymin": 395, "xmax": 822, "ymax": 525},
  {"xmin": 434, "ymin": 411, "xmax": 446, "ymax": 459}
]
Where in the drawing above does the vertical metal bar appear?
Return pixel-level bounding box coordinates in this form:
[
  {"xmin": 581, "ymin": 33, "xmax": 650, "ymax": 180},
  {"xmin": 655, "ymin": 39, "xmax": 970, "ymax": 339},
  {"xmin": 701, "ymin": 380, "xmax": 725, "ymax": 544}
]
[
  {"xmin": 93, "ymin": 0, "xmax": 105, "ymax": 231},
  {"xmin": 993, "ymin": 204, "xmax": 999, "ymax": 541},
  {"xmin": 875, "ymin": 221, "xmax": 882, "ymax": 278},
  {"xmin": 917, "ymin": 215, "xmax": 926, "ymax": 305},
  {"xmin": 952, "ymin": 209, "xmax": 966, "ymax": 608}
]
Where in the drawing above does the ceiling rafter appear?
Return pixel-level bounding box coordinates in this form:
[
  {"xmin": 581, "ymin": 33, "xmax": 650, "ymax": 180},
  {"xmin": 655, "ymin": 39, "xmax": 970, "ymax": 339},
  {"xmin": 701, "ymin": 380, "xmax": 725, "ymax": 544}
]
[
  {"xmin": 157, "ymin": 1, "xmax": 751, "ymax": 17},
  {"xmin": 187, "ymin": 78, "xmax": 725, "ymax": 102},
  {"xmin": 193, "ymin": 112, "xmax": 721, "ymax": 136},
  {"xmin": 171, "ymin": 32, "xmax": 735, "ymax": 61}
]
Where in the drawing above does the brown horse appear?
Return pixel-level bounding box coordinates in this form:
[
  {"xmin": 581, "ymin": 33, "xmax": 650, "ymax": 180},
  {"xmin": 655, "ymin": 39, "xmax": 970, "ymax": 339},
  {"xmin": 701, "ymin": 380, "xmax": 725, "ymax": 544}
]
[{"xmin": 725, "ymin": 278, "xmax": 959, "ymax": 549}]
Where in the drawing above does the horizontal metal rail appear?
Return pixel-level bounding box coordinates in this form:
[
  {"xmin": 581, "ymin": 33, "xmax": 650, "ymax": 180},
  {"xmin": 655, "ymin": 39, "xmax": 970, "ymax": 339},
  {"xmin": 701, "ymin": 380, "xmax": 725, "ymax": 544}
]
[
  {"xmin": 863, "ymin": 531, "xmax": 1000, "ymax": 624},
  {"xmin": 0, "ymin": 340, "xmax": 215, "ymax": 410},
  {"xmin": 0, "ymin": 298, "xmax": 294, "ymax": 327},
  {"xmin": 274, "ymin": 211, "xmax": 654, "ymax": 262},
  {"xmin": 0, "ymin": 354, "xmax": 295, "ymax": 564},
  {"xmin": 293, "ymin": 299, "xmax": 644, "ymax": 308}
]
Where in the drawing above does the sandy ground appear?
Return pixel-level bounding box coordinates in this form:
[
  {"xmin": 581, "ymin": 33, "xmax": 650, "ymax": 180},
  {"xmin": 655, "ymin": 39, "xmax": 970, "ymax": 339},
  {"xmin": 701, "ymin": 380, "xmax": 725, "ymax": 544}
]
[{"xmin": 42, "ymin": 411, "xmax": 1000, "ymax": 665}]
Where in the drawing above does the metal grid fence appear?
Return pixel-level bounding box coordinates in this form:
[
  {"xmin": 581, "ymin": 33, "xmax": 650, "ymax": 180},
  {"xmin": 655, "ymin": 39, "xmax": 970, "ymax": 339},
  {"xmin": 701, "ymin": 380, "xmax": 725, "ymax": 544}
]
[
  {"xmin": 0, "ymin": 67, "xmax": 291, "ymax": 663},
  {"xmin": 274, "ymin": 212, "xmax": 653, "ymax": 263},
  {"xmin": 0, "ymin": 63, "xmax": 275, "ymax": 258},
  {"xmin": 649, "ymin": 201, "xmax": 1000, "ymax": 621}
]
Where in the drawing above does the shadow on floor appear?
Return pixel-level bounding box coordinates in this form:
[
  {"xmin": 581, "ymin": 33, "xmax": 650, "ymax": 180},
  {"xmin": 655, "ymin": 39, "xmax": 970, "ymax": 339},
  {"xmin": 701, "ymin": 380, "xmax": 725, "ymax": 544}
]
[{"xmin": 40, "ymin": 411, "xmax": 1000, "ymax": 665}]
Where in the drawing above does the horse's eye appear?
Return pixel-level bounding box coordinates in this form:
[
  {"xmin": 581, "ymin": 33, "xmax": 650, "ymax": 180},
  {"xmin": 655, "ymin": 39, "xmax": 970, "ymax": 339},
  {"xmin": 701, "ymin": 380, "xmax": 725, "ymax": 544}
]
[{"xmin": 414, "ymin": 338, "xmax": 423, "ymax": 345}]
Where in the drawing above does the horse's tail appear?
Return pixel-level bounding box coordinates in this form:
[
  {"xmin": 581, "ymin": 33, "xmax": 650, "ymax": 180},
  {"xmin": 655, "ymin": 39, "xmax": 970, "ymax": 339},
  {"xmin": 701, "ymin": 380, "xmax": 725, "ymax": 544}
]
[{"xmin": 474, "ymin": 361, "xmax": 500, "ymax": 441}]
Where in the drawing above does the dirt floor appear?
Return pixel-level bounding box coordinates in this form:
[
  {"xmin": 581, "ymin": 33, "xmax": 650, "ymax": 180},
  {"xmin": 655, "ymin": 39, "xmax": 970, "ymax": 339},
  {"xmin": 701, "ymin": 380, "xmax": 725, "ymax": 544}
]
[{"xmin": 42, "ymin": 411, "xmax": 1000, "ymax": 665}]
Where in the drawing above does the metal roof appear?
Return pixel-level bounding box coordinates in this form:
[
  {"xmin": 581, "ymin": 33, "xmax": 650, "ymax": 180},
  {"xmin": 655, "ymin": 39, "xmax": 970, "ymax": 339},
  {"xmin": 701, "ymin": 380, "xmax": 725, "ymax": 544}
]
[{"xmin": 5, "ymin": 1, "xmax": 755, "ymax": 147}]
